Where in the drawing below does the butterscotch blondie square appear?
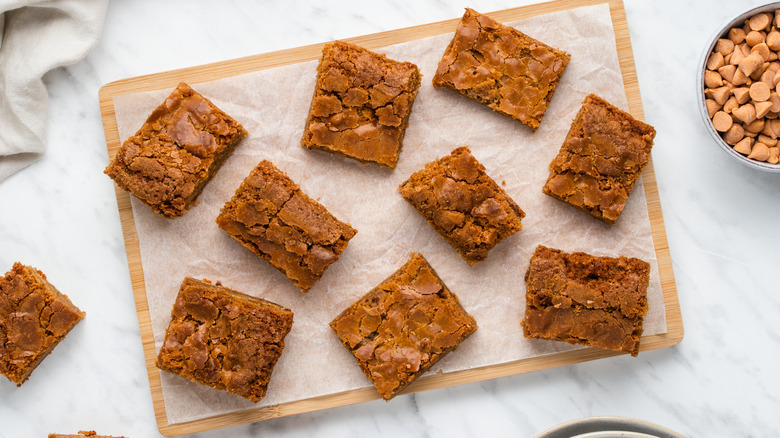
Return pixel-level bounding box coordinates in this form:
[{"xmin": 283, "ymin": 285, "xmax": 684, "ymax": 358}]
[
  {"xmin": 301, "ymin": 41, "xmax": 422, "ymax": 167},
  {"xmin": 1, "ymin": 263, "xmax": 84, "ymax": 386},
  {"xmin": 522, "ymin": 245, "xmax": 650, "ymax": 356},
  {"xmin": 542, "ymin": 94, "xmax": 656, "ymax": 224},
  {"xmin": 156, "ymin": 277, "xmax": 294, "ymax": 402},
  {"xmin": 105, "ymin": 82, "xmax": 247, "ymax": 218},
  {"xmin": 433, "ymin": 8, "xmax": 570, "ymax": 130},
  {"xmin": 398, "ymin": 146, "xmax": 525, "ymax": 265},
  {"xmin": 330, "ymin": 253, "xmax": 477, "ymax": 400},
  {"xmin": 216, "ymin": 160, "xmax": 357, "ymax": 292}
]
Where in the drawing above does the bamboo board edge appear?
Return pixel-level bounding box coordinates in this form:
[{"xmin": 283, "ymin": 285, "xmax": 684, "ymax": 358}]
[{"xmin": 98, "ymin": 0, "xmax": 682, "ymax": 435}]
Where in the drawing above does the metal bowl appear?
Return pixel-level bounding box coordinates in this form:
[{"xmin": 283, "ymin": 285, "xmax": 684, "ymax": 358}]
[
  {"xmin": 698, "ymin": 2, "xmax": 780, "ymax": 172},
  {"xmin": 536, "ymin": 416, "xmax": 686, "ymax": 438}
]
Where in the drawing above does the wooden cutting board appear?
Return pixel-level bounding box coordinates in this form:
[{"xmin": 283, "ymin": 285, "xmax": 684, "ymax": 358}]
[{"xmin": 99, "ymin": 0, "xmax": 682, "ymax": 435}]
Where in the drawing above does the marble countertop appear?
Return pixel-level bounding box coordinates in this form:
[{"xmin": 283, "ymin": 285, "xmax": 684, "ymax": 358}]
[{"xmin": 1, "ymin": 0, "xmax": 779, "ymax": 437}]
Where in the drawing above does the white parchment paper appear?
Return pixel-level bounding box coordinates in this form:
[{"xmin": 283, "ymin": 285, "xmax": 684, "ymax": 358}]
[{"xmin": 112, "ymin": 4, "xmax": 666, "ymax": 425}]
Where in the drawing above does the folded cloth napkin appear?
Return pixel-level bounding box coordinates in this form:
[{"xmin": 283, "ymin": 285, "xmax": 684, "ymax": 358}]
[{"xmin": 0, "ymin": 0, "xmax": 108, "ymax": 182}]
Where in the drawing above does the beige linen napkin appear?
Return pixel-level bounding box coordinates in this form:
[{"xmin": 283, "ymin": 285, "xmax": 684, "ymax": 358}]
[{"xmin": 0, "ymin": 0, "xmax": 108, "ymax": 182}]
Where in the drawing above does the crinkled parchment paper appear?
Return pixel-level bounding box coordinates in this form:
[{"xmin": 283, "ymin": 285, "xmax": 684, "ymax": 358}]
[{"xmin": 112, "ymin": 3, "xmax": 666, "ymax": 425}]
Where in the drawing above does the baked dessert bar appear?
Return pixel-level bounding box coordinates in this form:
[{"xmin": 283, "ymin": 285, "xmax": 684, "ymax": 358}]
[
  {"xmin": 330, "ymin": 253, "xmax": 477, "ymax": 400},
  {"xmin": 216, "ymin": 160, "xmax": 357, "ymax": 292},
  {"xmin": 398, "ymin": 146, "xmax": 525, "ymax": 265},
  {"xmin": 156, "ymin": 277, "xmax": 294, "ymax": 402},
  {"xmin": 1, "ymin": 263, "xmax": 84, "ymax": 386},
  {"xmin": 49, "ymin": 432, "xmax": 127, "ymax": 438},
  {"xmin": 522, "ymin": 245, "xmax": 650, "ymax": 356},
  {"xmin": 543, "ymin": 94, "xmax": 656, "ymax": 224},
  {"xmin": 433, "ymin": 8, "xmax": 570, "ymax": 130},
  {"xmin": 301, "ymin": 41, "xmax": 422, "ymax": 167},
  {"xmin": 105, "ymin": 82, "xmax": 248, "ymax": 218}
]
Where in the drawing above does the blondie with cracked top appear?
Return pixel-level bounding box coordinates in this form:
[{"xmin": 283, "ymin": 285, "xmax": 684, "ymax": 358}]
[
  {"xmin": 398, "ymin": 146, "xmax": 525, "ymax": 265},
  {"xmin": 543, "ymin": 94, "xmax": 656, "ymax": 225},
  {"xmin": 301, "ymin": 41, "xmax": 422, "ymax": 168},
  {"xmin": 105, "ymin": 82, "xmax": 248, "ymax": 218},
  {"xmin": 216, "ymin": 160, "xmax": 357, "ymax": 292},
  {"xmin": 156, "ymin": 277, "xmax": 294, "ymax": 402},
  {"xmin": 330, "ymin": 253, "xmax": 477, "ymax": 400},
  {"xmin": 1, "ymin": 263, "xmax": 84, "ymax": 386},
  {"xmin": 433, "ymin": 8, "xmax": 570, "ymax": 131},
  {"xmin": 522, "ymin": 245, "xmax": 650, "ymax": 356}
]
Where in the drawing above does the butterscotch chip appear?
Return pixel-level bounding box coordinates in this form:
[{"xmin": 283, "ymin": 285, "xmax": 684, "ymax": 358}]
[
  {"xmin": 715, "ymin": 38, "xmax": 735, "ymax": 55},
  {"xmin": 745, "ymin": 118, "xmax": 765, "ymax": 133},
  {"xmin": 734, "ymin": 137, "xmax": 753, "ymax": 155},
  {"xmin": 768, "ymin": 147, "xmax": 780, "ymax": 163},
  {"xmin": 704, "ymin": 70, "xmax": 724, "ymax": 88},
  {"xmin": 706, "ymin": 85, "xmax": 731, "ymax": 105},
  {"xmin": 105, "ymin": 83, "xmax": 247, "ymax": 218},
  {"xmin": 156, "ymin": 277, "xmax": 293, "ymax": 402},
  {"xmin": 705, "ymin": 99, "xmax": 722, "ymax": 118},
  {"xmin": 522, "ymin": 245, "xmax": 650, "ymax": 356},
  {"xmin": 217, "ymin": 160, "xmax": 357, "ymax": 292},
  {"xmin": 746, "ymin": 31, "xmax": 766, "ymax": 47},
  {"xmin": 542, "ymin": 94, "xmax": 656, "ymax": 225},
  {"xmin": 717, "ymin": 64, "xmax": 736, "ymax": 82},
  {"xmin": 707, "ymin": 52, "xmax": 725, "ymax": 70},
  {"xmin": 732, "ymin": 103, "xmax": 757, "ymax": 125},
  {"xmin": 712, "ymin": 111, "xmax": 733, "ymax": 132},
  {"xmin": 398, "ymin": 146, "xmax": 525, "ymax": 265},
  {"xmin": 433, "ymin": 8, "xmax": 570, "ymax": 131},
  {"xmin": 723, "ymin": 96, "xmax": 739, "ymax": 114},
  {"xmin": 758, "ymin": 133, "xmax": 777, "ymax": 145},
  {"xmin": 301, "ymin": 41, "xmax": 422, "ymax": 168},
  {"xmin": 750, "ymin": 81, "xmax": 771, "ymax": 101},
  {"xmin": 724, "ymin": 124, "xmax": 745, "ymax": 145},
  {"xmin": 767, "ymin": 30, "xmax": 780, "ymax": 50},
  {"xmin": 731, "ymin": 66, "xmax": 749, "ymax": 85},
  {"xmin": 729, "ymin": 27, "xmax": 747, "ymax": 44},
  {"xmin": 748, "ymin": 142, "xmax": 771, "ymax": 160},
  {"xmin": 1, "ymin": 263, "xmax": 84, "ymax": 386},
  {"xmin": 756, "ymin": 101, "xmax": 773, "ymax": 118},
  {"xmin": 733, "ymin": 87, "xmax": 751, "ymax": 104},
  {"xmin": 749, "ymin": 13, "xmax": 772, "ymax": 32},
  {"xmin": 330, "ymin": 253, "xmax": 477, "ymax": 400}
]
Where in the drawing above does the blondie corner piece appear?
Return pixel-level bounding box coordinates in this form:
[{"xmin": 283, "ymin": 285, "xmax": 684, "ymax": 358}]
[
  {"xmin": 0, "ymin": 263, "xmax": 84, "ymax": 386},
  {"xmin": 330, "ymin": 253, "xmax": 477, "ymax": 400},
  {"xmin": 542, "ymin": 94, "xmax": 656, "ymax": 224},
  {"xmin": 433, "ymin": 8, "xmax": 570, "ymax": 130},
  {"xmin": 301, "ymin": 41, "xmax": 423, "ymax": 168},
  {"xmin": 398, "ymin": 146, "xmax": 525, "ymax": 265},
  {"xmin": 522, "ymin": 245, "xmax": 650, "ymax": 356},
  {"xmin": 156, "ymin": 277, "xmax": 294, "ymax": 402},
  {"xmin": 216, "ymin": 160, "xmax": 357, "ymax": 292},
  {"xmin": 105, "ymin": 82, "xmax": 248, "ymax": 218},
  {"xmin": 48, "ymin": 431, "xmax": 128, "ymax": 438}
]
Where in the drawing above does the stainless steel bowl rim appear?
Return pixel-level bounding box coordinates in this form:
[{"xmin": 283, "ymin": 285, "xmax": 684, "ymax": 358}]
[{"xmin": 536, "ymin": 416, "xmax": 686, "ymax": 438}]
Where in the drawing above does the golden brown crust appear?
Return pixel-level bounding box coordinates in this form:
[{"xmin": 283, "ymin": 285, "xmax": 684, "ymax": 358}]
[
  {"xmin": 433, "ymin": 8, "xmax": 570, "ymax": 130},
  {"xmin": 398, "ymin": 146, "xmax": 525, "ymax": 265},
  {"xmin": 522, "ymin": 245, "xmax": 650, "ymax": 356},
  {"xmin": 1, "ymin": 263, "xmax": 84, "ymax": 386},
  {"xmin": 155, "ymin": 277, "xmax": 293, "ymax": 402},
  {"xmin": 301, "ymin": 41, "xmax": 422, "ymax": 168},
  {"xmin": 105, "ymin": 82, "xmax": 247, "ymax": 218},
  {"xmin": 330, "ymin": 253, "xmax": 477, "ymax": 400},
  {"xmin": 216, "ymin": 160, "xmax": 357, "ymax": 292},
  {"xmin": 542, "ymin": 94, "xmax": 656, "ymax": 224}
]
